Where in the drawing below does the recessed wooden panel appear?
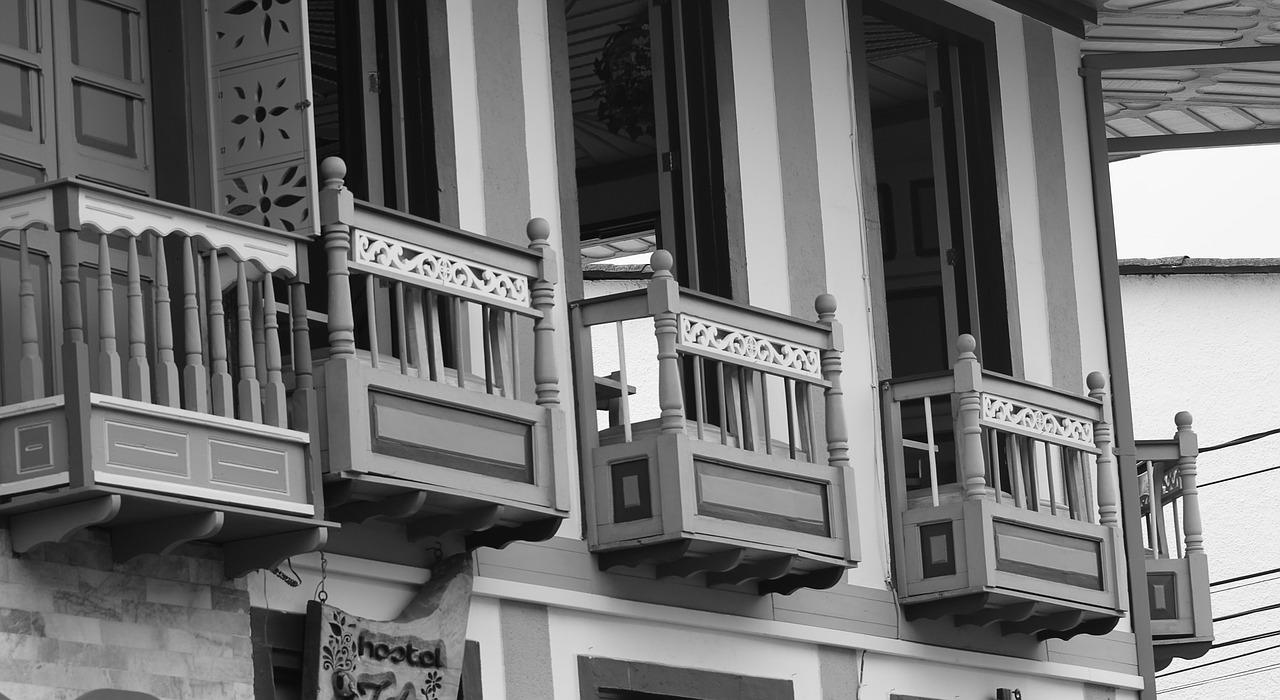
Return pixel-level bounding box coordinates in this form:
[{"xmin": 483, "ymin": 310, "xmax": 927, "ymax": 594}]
[
  {"xmin": 919, "ymin": 521, "xmax": 956, "ymax": 579},
  {"xmin": 693, "ymin": 460, "xmax": 829, "ymax": 536},
  {"xmin": 610, "ymin": 458, "xmax": 651, "ymax": 524},
  {"xmin": 370, "ymin": 391, "xmax": 533, "ymax": 483},
  {"xmin": 15, "ymin": 422, "xmax": 52, "ymax": 473},
  {"xmin": 1148, "ymin": 571, "xmax": 1179, "ymax": 621},
  {"xmin": 993, "ymin": 520, "xmax": 1102, "ymax": 590},
  {"xmin": 210, "ymin": 438, "xmax": 290, "ymax": 494},
  {"xmin": 104, "ymin": 420, "xmax": 190, "ymax": 477}
]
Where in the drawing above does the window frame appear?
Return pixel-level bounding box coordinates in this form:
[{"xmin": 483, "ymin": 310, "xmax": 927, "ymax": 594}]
[{"xmin": 578, "ymin": 656, "xmax": 795, "ymax": 700}]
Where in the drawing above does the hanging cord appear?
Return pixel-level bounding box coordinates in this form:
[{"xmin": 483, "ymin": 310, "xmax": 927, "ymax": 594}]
[
  {"xmin": 269, "ymin": 557, "xmax": 301, "ymax": 588},
  {"xmin": 314, "ymin": 551, "xmax": 329, "ymax": 604}
]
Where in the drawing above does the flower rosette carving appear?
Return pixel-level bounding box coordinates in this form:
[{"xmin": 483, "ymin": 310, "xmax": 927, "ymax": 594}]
[{"xmin": 679, "ymin": 316, "xmax": 820, "ymax": 377}]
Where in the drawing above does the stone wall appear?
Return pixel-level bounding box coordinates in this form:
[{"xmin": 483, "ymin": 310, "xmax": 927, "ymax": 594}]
[{"xmin": 0, "ymin": 526, "xmax": 254, "ymax": 700}]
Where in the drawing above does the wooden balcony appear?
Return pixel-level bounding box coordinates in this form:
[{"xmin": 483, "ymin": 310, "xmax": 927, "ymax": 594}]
[
  {"xmin": 315, "ymin": 159, "xmax": 569, "ymax": 553},
  {"xmin": 0, "ymin": 180, "xmax": 328, "ymax": 577},
  {"xmin": 572, "ymin": 252, "xmax": 857, "ymax": 595},
  {"xmin": 882, "ymin": 336, "xmax": 1124, "ymax": 640},
  {"xmin": 1137, "ymin": 412, "xmax": 1212, "ymax": 670}
]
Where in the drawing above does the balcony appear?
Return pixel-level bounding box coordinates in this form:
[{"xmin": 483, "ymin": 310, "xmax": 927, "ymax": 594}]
[
  {"xmin": 0, "ymin": 180, "xmax": 328, "ymax": 577},
  {"xmin": 1137, "ymin": 412, "xmax": 1212, "ymax": 669},
  {"xmin": 572, "ymin": 252, "xmax": 857, "ymax": 595},
  {"xmin": 882, "ymin": 336, "xmax": 1124, "ymax": 640},
  {"xmin": 314, "ymin": 159, "xmax": 569, "ymax": 552}
]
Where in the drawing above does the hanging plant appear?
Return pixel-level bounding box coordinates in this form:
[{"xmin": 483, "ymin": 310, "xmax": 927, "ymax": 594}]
[{"xmin": 591, "ymin": 21, "xmax": 656, "ymax": 140}]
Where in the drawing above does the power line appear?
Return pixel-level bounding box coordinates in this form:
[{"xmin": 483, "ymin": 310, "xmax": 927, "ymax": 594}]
[
  {"xmin": 1214, "ymin": 571, "xmax": 1280, "ymax": 594},
  {"xmin": 1199, "ymin": 463, "xmax": 1280, "ymax": 489},
  {"xmin": 1203, "ymin": 427, "xmax": 1280, "ymax": 455},
  {"xmin": 1213, "ymin": 566, "xmax": 1280, "ymax": 588},
  {"xmin": 1162, "ymin": 661, "xmax": 1280, "ymax": 694},
  {"xmin": 1157, "ymin": 640, "xmax": 1280, "ymax": 679},
  {"xmin": 1215, "ymin": 601, "xmax": 1280, "ymax": 624}
]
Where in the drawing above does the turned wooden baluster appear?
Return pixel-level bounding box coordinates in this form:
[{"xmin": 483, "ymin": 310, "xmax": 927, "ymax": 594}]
[
  {"xmin": 61, "ymin": 225, "xmax": 92, "ymax": 488},
  {"xmin": 235, "ymin": 262, "xmax": 262, "ymax": 422},
  {"xmin": 321, "ymin": 157, "xmax": 356, "ymax": 358},
  {"xmin": 182, "ymin": 238, "xmax": 209, "ymax": 412},
  {"xmin": 816, "ymin": 294, "xmax": 848, "ymax": 469},
  {"xmin": 1175, "ymin": 411, "xmax": 1203, "ymax": 553},
  {"xmin": 252, "ymin": 281, "xmax": 268, "ymax": 391},
  {"xmin": 1088, "ymin": 371, "xmax": 1119, "ymax": 527},
  {"xmin": 528, "ymin": 218, "xmax": 560, "ymax": 406},
  {"xmin": 649, "ymin": 250, "xmax": 684, "ymax": 434},
  {"xmin": 290, "ymin": 281, "xmax": 314, "ymax": 430},
  {"xmin": 153, "ymin": 236, "xmax": 180, "ymax": 407},
  {"xmin": 18, "ymin": 229, "xmax": 44, "ymax": 400},
  {"xmin": 262, "ymin": 276, "xmax": 287, "ymax": 427},
  {"xmin": 954, "ymin": 334, "xmax": 988, "ymax": 501},
  {"xmin": 98, "ymin": 233, "xmax": 122, "ymax": 396},
  {"xmin": 207, "ymin": 250, "xmax": 234, "ymax": 417},
  {"xmin": 125, "ymin": 235, "xmax": 151, "ymax": 402}
]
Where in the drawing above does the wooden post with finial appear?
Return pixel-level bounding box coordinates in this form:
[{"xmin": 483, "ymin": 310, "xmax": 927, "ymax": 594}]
[
  {"xmin": 954, "ymin": 334, "xmax": 988, "ymax": 501},
  {"xmin": 320, "ymin": 157, "xmax": 356, "ymax": 358},
  {"xmin": 1175, "ymin": 411, "xmax": 1203, "ymax": 553},
  {"xmin": 60, "ymin": 204, "xmax": 92, "ymax": 488},
  {"xmin": 649, "ymin": 250, "xmax": 684, "ymax": 434},
  {"xmin": 18, "ymin": 228, "xmax": 43, "ymax": 400},
  {"xmin": 528, "ymin": 218, "xmax": 559, "ymax": 406},
  {"xmin": 816, "ymin": 294, "xmax": 848, "ymax": 469},
  {"xmin": 1089, "ymin": 371, "xmax": 1119, "ymax": 527}
]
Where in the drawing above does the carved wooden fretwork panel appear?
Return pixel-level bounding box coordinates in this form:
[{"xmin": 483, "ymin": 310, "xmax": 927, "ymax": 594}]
[
  {"xmin": 208, "ymin": 0, "xmax": 304, "ymax": 63},
  {"xmin": 205, "ymin": 0, "xmax": 315, "ymax": 235},
  {"xmin": 353, "ymin": 230, "xmax": 531, "ymax": 306},
  {"xmin": 219, "ymin": 164, "xmax": 310, "ymax": 232},
  {"xmin": 214, "ymin": 57, "xmax": 308, "ymax": 172},
  {"xmin": 981, "ymin": 395, "xmax": 1095, "ymax": 449},
  {"xmin": 678, "ymin": 315, "xmax": 822, "ymax": 379}
]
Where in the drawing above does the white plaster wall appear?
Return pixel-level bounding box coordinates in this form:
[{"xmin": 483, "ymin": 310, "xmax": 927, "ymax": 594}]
[
  {"xmin": 727, "ymin": 0, "xmax": 792, "ymax": 315},
  {"xmin": 863, "ymin": 652, "xmax": 1136, "ymax": 700},
  {"xmin": 547, "ymin": 607, "xmax": 824, "ymax": 699},
  {"xmin": 1123, "ymin": 271, "xmax": 1280, "ymax": 698},
  {"xmin": 447, "ymin": 0, "xmax": 485, "ymax": 233}
]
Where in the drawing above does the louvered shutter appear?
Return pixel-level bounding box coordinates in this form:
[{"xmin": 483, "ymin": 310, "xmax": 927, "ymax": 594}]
[{"xmin": 206, "ymin": 0, "xmax": 317, "ymax": 234}]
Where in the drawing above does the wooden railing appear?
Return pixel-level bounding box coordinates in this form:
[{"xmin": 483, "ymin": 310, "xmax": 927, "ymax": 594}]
[
  {"xmin": 0, "ymin": 228, "xmax": 311, "ymax": 427},
  {"xmin": 575, "ymin": 250, "xmax": 846, "ymax": 467},
  {"xmin": 1137, "ymin": 412, "xmax": 1203, "ymax": 561},
  {"xmin": 883, "ymin": 335, "xmax": 1117, "ymax": 525},
  {"xmin": 320, "ymin": 159, "xmax": 558, "ymax": 409}
]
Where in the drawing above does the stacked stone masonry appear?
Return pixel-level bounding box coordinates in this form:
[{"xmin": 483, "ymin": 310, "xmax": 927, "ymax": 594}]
[{"xmin": 0, "ymin": 526, "xmax": 253, "ymax": 700}]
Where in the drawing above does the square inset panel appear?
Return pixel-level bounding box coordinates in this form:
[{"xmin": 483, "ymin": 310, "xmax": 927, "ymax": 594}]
[
  {"xmin": 73, "ymin": 81, "xmax": 138, "ymax": 157},
  {"xmin": 70, "ymin": 0, "xmax": 137, "ymax": 80},
  {"xmin": 919, "ymin": 521, "xmax": 955, "ymax": 578},
  {"xmin": 1148, "ymin": 571, "xmax": 1178, "ymax": 620},
  {"xmin": 0, "ymin": 59, "xmax": 34, "ymax": 132},
  {"xmin": 15, "ymin": 422, "xmax": 53, "ymax": 473},
  {"xmin": 610, "ymin": 458, "xmax": 651, "ymax": 524}
]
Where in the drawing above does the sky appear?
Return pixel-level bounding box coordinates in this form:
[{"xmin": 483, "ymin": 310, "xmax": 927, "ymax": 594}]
[{"xmin": 1109, "ymin": 144, "xmax": 1280, "ymax": 260}]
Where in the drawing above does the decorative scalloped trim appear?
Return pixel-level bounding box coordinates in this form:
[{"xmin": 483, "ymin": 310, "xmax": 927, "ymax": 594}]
[
  {"xmin": 678, "ymin": 314, "xmax": 821, "ymax": 378},
  {"xmin": 354, "ymin": 229, "xmax": 531, "ymax": 306},
  {"xmin": 982, "ymin": 394, "xmax": 1094, "ymax": 448}
]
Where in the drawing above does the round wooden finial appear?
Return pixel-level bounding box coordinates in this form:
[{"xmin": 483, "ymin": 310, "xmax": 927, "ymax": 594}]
[
  {"xmin": 1086, "ymin": 371, "xmax": 1106, "ymax": 392},
  {"xmin": 956, "ymin": 334, "xmax": 977, "ymax": 355},
  {"xmin": 320, "ymin": 157, "xmax": 347, "ymax": 189},
  {"xmin": 527, "ymin": 217, "xmax": 550, "ymax": 243},
  {"xmin": 1175, "ymin": 410, "xmax": 1193, "ymax": 428},
  {"xmin": 815, "ymin": 293, "xmax": 837, "ymax": 317},
  {"xmin": 651, "ymin": 249, "xmax": 674, "ymax": 273}
]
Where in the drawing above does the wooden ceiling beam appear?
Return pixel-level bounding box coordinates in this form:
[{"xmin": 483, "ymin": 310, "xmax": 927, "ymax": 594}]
[
  {"xmin": 1108, "ymin": 126, "xmax": 1280, "ymax": 154},
  {"xmin": 1084, "ymin": 44, "xmax": 1280, "ymax": 72}
]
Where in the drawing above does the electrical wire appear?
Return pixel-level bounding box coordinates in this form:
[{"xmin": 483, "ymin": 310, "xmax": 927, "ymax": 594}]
[
  {"xmin": 1161, "ymin": 661, "xmax": 1280, "ymax": 694},
  {"xmin": 1200, "ymin": 427, "xmax": 1280, "ymax": 454},
  {"xmin": 1157, "ymin": 640, "xmax": 1280, "ymax": 679},
  {"xmin": 1214, "ymin": 601, "xmax": 1280, "ymax": 624},
  {"xmin": 1199, "ymin": 463, "xmax": 1280, "ymax": 489},
  {"xmin": 1213, "ymin": 566, "xmax": 1280, "ymax": 588},
  {"xmin": 1214, "ymin": 571, "xmax": 1280, "ymax": 594}
]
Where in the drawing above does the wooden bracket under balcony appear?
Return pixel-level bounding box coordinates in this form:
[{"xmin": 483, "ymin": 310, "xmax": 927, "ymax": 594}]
[
  {"xmin": 905, "ymin": 591, "xmax": 1121, "ymax": 641},
  {"xmin": 596, "ymin": 538, "xmax": 847, "ymax": 596},
  {"xmin": 0, "ymin": 486, "xmax": 331, "ymax": 579},
  {"xmin": 324, "ymin": 474, "xmax": 564, "ymax": 553}
]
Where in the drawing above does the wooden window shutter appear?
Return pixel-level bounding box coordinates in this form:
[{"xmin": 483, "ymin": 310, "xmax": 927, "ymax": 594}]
[{"xmin": 205, "ymin": 0, "xmax": 317, "ymax": 234}]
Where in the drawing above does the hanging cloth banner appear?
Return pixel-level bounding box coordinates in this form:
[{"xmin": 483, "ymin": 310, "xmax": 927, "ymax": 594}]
[{"xmin": 303, "ymin": 555, "xmax": 474, "ymax": 700}]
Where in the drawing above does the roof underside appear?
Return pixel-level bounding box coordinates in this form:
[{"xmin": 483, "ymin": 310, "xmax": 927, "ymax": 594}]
[{"xmin": 1085, "ymin": 1, "xmax": 1280, "ymax": 152}]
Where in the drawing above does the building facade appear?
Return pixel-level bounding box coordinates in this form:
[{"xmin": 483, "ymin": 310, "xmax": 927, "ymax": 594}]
[{"xmin": 0, "ymin": 1, "xmax": 1242, "ymax": 699}]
